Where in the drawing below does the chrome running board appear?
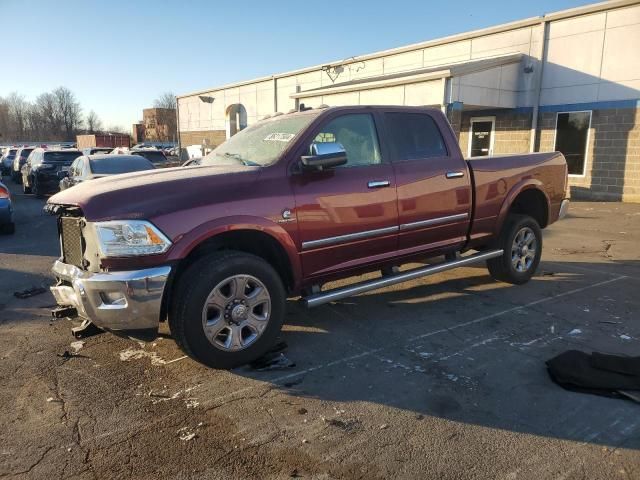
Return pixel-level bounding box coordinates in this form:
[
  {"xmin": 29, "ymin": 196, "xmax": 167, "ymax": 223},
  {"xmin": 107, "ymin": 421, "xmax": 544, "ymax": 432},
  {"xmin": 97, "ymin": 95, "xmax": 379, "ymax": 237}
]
[{"xmin": 302, "ymin": 249, "xmax": 503, "ymax": 308}]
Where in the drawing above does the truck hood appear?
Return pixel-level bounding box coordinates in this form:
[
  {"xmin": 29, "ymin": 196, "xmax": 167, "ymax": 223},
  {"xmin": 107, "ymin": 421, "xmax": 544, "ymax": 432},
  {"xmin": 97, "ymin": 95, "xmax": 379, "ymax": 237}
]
[{"xmin": 48, "ymin": 164, "xmax": 261, "ymax": 221}]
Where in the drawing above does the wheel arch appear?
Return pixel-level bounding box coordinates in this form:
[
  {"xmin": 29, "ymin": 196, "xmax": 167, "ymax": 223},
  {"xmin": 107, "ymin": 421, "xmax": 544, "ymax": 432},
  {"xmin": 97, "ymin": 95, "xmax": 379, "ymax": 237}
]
[{"xmin": 495, "ymin": 180, "xmax": 550, "ymax": 236}]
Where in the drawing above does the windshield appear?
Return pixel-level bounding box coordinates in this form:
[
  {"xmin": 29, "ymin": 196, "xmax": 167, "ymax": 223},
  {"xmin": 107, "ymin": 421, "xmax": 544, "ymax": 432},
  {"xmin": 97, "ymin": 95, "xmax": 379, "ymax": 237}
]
[
  {"xmin": 201, "ymin": 112, "xmax": 319, "ymax": 167},
  {"xmin": 44, "ymin": 151, "xmax": 82, "ymax": 163},
  {"xmin": 90, "ymin": 156, "xmax": 154, "ymax": 174}
]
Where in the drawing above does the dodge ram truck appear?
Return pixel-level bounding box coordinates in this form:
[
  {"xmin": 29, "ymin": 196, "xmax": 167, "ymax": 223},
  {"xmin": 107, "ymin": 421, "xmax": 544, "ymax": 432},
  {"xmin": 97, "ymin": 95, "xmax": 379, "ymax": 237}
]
[{"xmin": 47, "ymin": 106, "xmax": 569, "ymax": 368}]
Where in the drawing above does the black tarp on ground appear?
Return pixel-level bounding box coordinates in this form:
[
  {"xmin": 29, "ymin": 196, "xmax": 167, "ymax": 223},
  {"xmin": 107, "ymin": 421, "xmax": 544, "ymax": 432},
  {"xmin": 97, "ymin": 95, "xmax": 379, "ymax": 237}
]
[{"xmin": 546, "ymin": 350, "xmax": 640, "ymax": 402}]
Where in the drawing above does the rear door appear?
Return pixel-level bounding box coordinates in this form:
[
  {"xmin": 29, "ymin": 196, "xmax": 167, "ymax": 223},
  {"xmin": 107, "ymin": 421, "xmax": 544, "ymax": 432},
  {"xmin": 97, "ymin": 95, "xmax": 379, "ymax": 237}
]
[
  {"xmin": 383, "ymin": 109, "xmax": 472, "ymax": 254},
  {"xmin": 292, "ymin": 111, "xmax": 398, "ymax": 278}
]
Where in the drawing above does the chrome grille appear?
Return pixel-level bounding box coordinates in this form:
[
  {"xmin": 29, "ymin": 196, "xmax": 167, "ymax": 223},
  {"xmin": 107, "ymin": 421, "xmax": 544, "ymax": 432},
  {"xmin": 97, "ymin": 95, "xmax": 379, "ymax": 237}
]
[{"xmin": 60, "ymin": 217, "xmax": 84, "ymax": 267}]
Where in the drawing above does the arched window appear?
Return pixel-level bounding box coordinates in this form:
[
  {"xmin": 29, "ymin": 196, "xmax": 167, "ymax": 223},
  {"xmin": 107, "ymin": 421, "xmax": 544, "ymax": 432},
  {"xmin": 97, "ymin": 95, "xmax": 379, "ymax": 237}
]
[{"xmin": 226, "ymin": 104, "xmax": 247, "ymax": 138}]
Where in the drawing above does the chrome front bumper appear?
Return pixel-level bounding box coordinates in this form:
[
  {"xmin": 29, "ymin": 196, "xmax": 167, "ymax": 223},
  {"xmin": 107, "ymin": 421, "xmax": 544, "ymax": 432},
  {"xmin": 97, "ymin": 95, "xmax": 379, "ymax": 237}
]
[
  {"xmin": 50, "ymin": 260, "xmax": 171, "ymax": 332},
  {"xmin": 558, "ymin": 199, "xmax": 570, "ymax": 220}
]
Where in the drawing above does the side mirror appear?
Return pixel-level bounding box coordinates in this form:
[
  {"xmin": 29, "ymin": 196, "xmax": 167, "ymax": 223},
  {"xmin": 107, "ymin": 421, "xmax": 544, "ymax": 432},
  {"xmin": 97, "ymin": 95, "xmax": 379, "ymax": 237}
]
[{"xmin": 301, "ymin": 142, "xmax": 347, "ymax": 171}]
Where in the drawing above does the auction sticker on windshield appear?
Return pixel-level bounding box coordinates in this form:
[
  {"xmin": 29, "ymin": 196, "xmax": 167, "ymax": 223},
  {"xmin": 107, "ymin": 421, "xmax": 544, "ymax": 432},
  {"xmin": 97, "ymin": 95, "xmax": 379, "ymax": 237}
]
[{"xmin": 264, "ymin": 133, "xmax": 295, "ymax": 142}]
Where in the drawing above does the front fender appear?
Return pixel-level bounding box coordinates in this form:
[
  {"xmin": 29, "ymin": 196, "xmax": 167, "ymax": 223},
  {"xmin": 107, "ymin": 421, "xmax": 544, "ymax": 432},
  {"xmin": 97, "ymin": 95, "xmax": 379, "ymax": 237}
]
[
  {"xmin": 166, "ymin": 215, "xmax": 302, "ymax": 289},
  {"xmin": 494, "ymin": 179, "xmax": 550, "ymax": 237}
]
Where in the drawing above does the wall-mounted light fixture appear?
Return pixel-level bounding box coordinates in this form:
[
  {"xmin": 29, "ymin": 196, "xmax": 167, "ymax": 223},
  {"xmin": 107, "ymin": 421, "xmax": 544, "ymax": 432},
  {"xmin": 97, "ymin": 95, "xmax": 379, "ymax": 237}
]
[{"xmin": 199, "ymin": 95, "xmax": 215, "ymax": 103}]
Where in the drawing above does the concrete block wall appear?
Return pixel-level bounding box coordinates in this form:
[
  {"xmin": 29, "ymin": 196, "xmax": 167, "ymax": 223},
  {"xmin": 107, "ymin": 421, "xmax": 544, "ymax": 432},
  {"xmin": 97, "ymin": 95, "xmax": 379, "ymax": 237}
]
[
  {"xmin": 537, "ymin": 106, "xmax": 640, "ymax": 202},
  {"xmin": 458, "ymin": 110, "xmax": 532, "ymax": 157}
]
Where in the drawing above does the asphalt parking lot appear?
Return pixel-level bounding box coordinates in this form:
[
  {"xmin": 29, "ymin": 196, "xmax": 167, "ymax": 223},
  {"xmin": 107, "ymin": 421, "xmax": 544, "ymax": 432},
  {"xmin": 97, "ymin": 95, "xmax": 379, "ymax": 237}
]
[{"xmin": 0, "ymin": 180, "xmax": 638, "ymax": 480}]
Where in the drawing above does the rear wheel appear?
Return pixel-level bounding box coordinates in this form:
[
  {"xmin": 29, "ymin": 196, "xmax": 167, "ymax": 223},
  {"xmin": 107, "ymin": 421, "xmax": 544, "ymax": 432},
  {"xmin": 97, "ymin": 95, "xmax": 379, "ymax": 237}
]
[
  {"xmin": 169, "ymin": 251, "xmax": 286, "ymax": 369},
  {"xmin": 33, "ymin": 177, "xmax": 43, "ymax": 198},
  {"xmin": 487, "ymin": 214, "xmax": 542, "ymax": 285}
]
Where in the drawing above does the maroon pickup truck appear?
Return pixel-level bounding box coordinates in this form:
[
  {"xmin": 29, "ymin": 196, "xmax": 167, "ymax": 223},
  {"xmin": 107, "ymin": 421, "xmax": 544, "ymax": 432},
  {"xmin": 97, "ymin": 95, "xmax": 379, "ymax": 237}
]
[{"xmin": 47, "ymin": 106, "xmax": 569, "ymax": 368}]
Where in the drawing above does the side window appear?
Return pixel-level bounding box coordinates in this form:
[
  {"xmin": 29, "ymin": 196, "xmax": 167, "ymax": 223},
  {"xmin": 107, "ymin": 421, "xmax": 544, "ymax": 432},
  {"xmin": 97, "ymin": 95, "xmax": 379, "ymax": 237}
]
[
  {"xmin": 385, "ymin": 113, "xmax": 448, "ymax": 161},
  {"xmin": 312, "ymin": 114, "xmax": 381, "ymax": 167}
]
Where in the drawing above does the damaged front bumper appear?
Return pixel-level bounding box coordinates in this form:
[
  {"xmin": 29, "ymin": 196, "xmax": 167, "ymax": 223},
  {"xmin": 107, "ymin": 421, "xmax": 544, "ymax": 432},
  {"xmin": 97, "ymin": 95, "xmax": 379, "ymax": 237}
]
[{"xmin": 50, "ymin": 260, "xmax": 171, "ymax": 337}]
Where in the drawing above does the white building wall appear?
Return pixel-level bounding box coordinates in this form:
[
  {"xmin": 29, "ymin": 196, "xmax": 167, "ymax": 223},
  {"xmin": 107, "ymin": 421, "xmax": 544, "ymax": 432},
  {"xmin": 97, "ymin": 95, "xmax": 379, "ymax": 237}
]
[
  {"xmin": 178, "ymin": 1, "xmax": 640, "ymax": 134},
  {"xmin": 540, "ymin": 3, "xmax": 640, "ymax": 105}
]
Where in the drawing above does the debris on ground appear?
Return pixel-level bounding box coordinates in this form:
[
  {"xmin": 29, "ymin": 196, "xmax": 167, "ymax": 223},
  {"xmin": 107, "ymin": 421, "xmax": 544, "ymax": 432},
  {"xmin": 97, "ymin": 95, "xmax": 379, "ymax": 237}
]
[
  {"xmin": 57, "ymin": 350, "xmax": 89, "ymax": 362},
  {"xmin": 379, "ymin": 424, "xmax": 389, "ymax": 430},
  {"xmin": 541, "ymin": 270, "xmax": 555, "ymax": 276},
  {"xmin": 297, "ymin": 408, "xmax": 308, "ymax": 415},
  {"xmin": 599, "ymin": 320, "xmax": 622, "ymax": 325},
  {"xmin": 70, "ymin": 340, "xmax": 84, "ymax": 353},
  {"xmin": 323, "ymin": 417, "xmax": 362, "ymax": 432},
  {"xmin": 568, "ymin": 328, "xmax": 582, "ymax": 336},
  {"xmin": 250, "ymin": 341, "xmax": 295, "ymax": 371},
  {"xmin": 14, "ymin": 286, "xmax": 47, "ymax": 299},
  {"xmin": 119, "ymin": 347, "xmax": 168, "ymax": 366},
  {"xmin": 620, "ymin": 334, "xmax": 632, "ymax": 340}
]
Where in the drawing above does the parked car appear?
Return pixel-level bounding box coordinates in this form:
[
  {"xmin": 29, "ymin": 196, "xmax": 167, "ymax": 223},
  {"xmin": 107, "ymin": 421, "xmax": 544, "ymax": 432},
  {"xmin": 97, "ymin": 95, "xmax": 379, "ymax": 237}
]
[
  {"xmin": 0, "ymin": 180, "xmax": 15, "ymax": 234},
  {"xmin": 81, "ymin": 147, "xmax": 114, "ymax": 156},
  {"xmin": 59, "ymin": 154, "xmax": 155, "ymax": 191},
  {"xmin": 1, "ymin": 148, "xmax": 17, "ymax": 176},
  {"xmin": 130, "ymin": 148, "xmax": 181, "ymax": 168},
  {"xmin": 21, "ymin": 148, "xmax": 82, "ymax": 197},
  {"xmin": 12, "ymin": 147, "xmax": 34, "ymax": 183},
  {"xmin": 47, "ymin": 106, "xmax": 569, "ymax": 369}
]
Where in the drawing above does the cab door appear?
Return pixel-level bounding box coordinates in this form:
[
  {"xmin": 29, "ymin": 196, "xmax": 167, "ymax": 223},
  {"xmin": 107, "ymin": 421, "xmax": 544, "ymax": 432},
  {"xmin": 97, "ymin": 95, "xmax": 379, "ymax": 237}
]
[
  {"xmin": 382, "ymin": 109, "xmax": 472, "ymax": 254},
  {"xmin": 291, "ymin": 111, "xmax": 398, "ymax": 279}
]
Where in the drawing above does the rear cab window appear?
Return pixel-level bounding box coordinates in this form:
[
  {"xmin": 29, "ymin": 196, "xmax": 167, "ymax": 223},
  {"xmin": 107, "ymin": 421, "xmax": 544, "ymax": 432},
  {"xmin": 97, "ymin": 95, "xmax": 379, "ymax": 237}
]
[{"xmin": 384, "ymin": 112, "xmax": 448, "ymax": 161}]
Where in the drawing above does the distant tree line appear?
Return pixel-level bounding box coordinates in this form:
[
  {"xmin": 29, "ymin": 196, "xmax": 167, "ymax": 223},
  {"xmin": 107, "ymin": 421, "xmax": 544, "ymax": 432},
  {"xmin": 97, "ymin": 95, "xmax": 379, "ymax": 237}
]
[{"xmin": 0, "ymin": 87, "xmax": 127, "ymax": 143}]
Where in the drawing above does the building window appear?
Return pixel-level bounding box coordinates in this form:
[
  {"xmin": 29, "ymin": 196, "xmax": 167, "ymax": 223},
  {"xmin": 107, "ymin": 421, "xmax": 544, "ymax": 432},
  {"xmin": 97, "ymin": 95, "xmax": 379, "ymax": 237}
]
[{"xmin": 554, "ymin": 111, "xmax": 591, "ymax": 176}]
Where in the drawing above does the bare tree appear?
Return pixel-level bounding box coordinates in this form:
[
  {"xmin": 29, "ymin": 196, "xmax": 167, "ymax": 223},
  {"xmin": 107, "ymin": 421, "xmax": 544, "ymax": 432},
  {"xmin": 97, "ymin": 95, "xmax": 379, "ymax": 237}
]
[
  {"xmin": 0, "ymin": 98, "xmax": 9, "ymax": 142},
  {"xmin": 53, "ymin": 87, "xmax": 82, "ymax": 141},
  {"xmin": 86, "ymin": 110, "xmax": 102, "ymax": 134},
  {"xmin": 153, "ymin": 92, "xmax": 177, "ymax": 110},
  {"xmin": 105, "ymin": 125, "xmax": 127, "ymax": 135},
  {"xmin": 35, "ymin": 93, "xmax": 62, "ymax": 139},
  {"xmin": 6, "ymin": 92, "xmax": 28, "ymax": 141}
]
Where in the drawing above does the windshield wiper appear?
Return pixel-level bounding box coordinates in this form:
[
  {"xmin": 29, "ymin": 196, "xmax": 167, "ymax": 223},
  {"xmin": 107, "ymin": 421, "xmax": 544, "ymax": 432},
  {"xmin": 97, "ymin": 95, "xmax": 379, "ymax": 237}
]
[{"xmin": 222, "ymin": 152, "xmax": 259, "ymax": 167}]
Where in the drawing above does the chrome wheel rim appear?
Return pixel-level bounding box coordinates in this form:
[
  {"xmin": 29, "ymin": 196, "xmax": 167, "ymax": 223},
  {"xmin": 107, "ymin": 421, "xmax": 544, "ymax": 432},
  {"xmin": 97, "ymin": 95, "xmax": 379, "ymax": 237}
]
[
  {"xmin": 511, "ymin": 227, "xmax": 537, "ymax": 273},
  {"xmin": 201, "ymin": 274, "xmax": 271, "ymax": 352}
]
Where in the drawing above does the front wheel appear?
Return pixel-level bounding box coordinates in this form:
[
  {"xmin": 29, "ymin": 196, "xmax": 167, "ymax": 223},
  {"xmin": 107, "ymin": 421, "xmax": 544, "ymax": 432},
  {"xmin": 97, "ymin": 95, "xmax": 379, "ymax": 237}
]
[
  {"xmin": 169, "ymin": 251, "xmax": 286, "ymax": 369},
  {"xmin": 487, "ymin": 214, "xmax": 542, "ymax": 285}
]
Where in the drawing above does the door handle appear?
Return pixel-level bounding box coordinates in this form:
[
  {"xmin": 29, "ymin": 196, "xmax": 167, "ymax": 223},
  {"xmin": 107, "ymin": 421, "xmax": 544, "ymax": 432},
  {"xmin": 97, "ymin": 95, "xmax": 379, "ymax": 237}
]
[
  {"xmin": 368, "ymin": 180, "xmax": 391, "ymax": 188},
  {"xmin": 446, "ymin": 171, "xmax": 465, "ymax": 179}
]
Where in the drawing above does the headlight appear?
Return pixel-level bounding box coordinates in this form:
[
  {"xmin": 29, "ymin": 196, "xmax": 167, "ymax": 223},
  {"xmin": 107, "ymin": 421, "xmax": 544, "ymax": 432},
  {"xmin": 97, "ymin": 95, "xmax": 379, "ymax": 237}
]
[{"xmin": 93, "ymin": 220, "xmax": 171, "ymax": 257}]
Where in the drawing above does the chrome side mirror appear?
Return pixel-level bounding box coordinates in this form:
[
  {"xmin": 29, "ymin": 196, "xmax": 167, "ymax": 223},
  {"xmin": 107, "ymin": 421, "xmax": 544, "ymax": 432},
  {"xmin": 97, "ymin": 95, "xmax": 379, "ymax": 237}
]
[{"xmin": 301, "ymin": 142, "xmax": 347, "ymax": 171}]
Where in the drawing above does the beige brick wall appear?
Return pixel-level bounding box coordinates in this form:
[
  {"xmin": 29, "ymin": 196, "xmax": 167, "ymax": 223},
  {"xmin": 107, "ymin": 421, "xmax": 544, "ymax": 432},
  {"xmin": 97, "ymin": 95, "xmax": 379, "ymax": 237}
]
[
  {"xmin": 180, "ymin": 130, "xmax": 226, "ymax": 148},
  {"xmin": 459, "ymin": 111, "xmax": 532, "ymax": 157},
  {"xmin": 536, "ymin": 108, "xmax": 640, "ymax": 202}
]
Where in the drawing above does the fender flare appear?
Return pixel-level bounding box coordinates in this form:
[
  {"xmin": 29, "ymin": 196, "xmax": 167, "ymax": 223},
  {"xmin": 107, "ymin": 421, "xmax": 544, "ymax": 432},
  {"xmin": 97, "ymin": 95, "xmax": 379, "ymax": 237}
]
[
  {"xmin": 166, "ymin": 215, "xmax": 302, "ymax": 289},
  {"xmin": 494, "ymin": 179, "xmax": 550, "ymax": 236}
]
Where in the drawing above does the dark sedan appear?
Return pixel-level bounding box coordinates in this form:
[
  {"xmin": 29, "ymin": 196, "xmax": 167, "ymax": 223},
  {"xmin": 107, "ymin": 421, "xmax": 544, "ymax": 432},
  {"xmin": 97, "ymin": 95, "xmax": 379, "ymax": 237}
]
[
  {"xmin": 22, "ymin": 148, "xmax": 83, "ymax": 197},
  {"xmin": 59, "ymin": 154, "xmax": 155, "ymax": 191}
]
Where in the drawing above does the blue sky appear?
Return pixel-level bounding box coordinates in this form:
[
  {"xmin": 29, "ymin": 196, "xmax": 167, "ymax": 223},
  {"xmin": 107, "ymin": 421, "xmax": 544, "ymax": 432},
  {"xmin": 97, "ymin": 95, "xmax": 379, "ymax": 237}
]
[{"xmin": 2, "ymin": 0, "xmax": 593, "ymax": 129}]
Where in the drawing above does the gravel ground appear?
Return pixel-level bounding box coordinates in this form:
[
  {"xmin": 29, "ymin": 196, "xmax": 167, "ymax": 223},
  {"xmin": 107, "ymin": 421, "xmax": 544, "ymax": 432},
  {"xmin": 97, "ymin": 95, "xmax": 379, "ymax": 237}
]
[{"xmin": 0, "ymin": 180, "xmax": 638, "ymax": 480}]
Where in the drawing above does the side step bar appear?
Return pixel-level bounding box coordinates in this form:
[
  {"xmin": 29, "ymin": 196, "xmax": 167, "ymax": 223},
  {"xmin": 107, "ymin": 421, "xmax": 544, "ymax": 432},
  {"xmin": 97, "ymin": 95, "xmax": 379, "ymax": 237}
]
[{"xmin": 302, "ymin": 249, "xmax": 503, "ymax": 308}]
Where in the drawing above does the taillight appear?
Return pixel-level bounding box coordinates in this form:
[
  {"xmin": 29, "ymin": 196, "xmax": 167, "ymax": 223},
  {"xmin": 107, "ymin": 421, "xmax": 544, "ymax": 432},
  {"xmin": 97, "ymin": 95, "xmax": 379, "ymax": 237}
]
[{"xmin": 0, "ymin": 185, "xmax": 10, "ymax": 199}]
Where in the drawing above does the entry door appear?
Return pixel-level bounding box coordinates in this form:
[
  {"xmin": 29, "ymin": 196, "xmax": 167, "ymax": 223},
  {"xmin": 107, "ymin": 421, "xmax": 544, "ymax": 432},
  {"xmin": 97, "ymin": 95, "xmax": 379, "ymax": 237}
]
[
  {"xmin": 292, "ymin": 112, "xmax": 398, "ymax": 279},
  {"xmin": 469, "ymin": 117, "xmax": 495, "ymax": 157},
  {"xmin": 383, "ymin": 110, "xmax": 472, "ymax": 253}
]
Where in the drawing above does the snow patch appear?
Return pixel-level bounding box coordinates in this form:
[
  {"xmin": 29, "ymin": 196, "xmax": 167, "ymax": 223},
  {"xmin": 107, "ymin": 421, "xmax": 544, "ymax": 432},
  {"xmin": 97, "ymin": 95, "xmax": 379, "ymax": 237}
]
[
  {"xmin": 119, "ymin": 347, "xmax": 167, "ymax": 366},
  {"xmin": 70, "ymin": 341, "xmax": 84, "ymax": 353},
  {"xmin": 568, "ymin": 329, "xmax": 582, "ymax": 336}
]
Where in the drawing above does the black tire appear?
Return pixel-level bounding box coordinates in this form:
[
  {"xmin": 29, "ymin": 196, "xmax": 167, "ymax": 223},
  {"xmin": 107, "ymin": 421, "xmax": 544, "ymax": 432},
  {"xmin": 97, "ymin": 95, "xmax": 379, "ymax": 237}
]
[
  {"xmin": 169, "ymin": 251, "xmax": 286, "ymax": 369},
  {"xmin": 1, "ymin": 222, "xmax": 15, "ymax": 235},
  {"xmin": 23, "ymin": 178, "xmax": 32, "ymax": 194},
  {"xmin": 487, "ymin": 214, "xmax": 542, "ymax": 285},
  {"xmin": 33, "ymin": 177, "xmax": 43, "ymax": 198}
]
